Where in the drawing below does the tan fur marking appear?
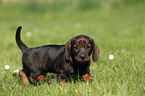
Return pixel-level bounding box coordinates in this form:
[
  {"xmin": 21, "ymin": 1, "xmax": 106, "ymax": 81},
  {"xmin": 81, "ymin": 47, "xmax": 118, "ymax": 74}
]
[
  {"xmin": 19, "ymin": 71, "xmax": 29, "ymax": 85},
  {"xmin": 82, "ymin": 73, "xmax": 92, "ymax": 82}
]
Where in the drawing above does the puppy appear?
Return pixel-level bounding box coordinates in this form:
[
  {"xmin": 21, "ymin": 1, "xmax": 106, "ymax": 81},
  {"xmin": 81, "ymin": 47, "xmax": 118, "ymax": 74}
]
[{"xmin": 16, "ymin": 26, "xmax": 99, "ymax": 84}]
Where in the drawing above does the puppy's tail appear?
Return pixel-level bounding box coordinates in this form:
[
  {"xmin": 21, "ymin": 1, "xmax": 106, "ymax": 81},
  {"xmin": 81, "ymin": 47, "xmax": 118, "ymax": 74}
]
[{"xmin": 15, "ymin": 26, "xmax": 28, "ymax": 53}]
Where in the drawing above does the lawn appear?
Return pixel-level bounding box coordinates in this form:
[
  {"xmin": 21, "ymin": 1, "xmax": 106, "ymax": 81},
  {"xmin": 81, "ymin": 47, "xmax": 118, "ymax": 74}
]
[{"xmin": 0, "ymin": 1, "xmax": 144, "ymax": 96}]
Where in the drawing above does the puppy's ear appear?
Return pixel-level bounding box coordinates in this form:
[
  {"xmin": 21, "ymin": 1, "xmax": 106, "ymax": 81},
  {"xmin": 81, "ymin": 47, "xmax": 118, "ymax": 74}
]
[
  {"xmin": 65, "ymin": 38, "xmax": 72, "ymax": 62},
  {"xmin": 92, "ymin": 40, "xmax": 99, "ymax": 62}
]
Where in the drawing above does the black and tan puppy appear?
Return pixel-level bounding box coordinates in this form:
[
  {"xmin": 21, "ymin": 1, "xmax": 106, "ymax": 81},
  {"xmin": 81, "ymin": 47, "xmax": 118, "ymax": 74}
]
[{"xmin": 16, "ymin": 26, "xmax": 99, "ymax": 85}]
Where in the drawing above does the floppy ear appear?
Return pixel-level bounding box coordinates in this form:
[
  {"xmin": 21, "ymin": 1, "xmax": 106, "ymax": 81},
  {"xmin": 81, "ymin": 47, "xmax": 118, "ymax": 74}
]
[
  {"xmin": 92, "ymin": 40, "xmax": 99, "ymax": 62},
  {"xmin": 65, "ymin": 38, "xmax": 72, "ymax": 62}
]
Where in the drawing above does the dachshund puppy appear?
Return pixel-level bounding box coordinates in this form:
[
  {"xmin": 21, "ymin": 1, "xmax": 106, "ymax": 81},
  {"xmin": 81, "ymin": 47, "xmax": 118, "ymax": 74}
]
[{"xmin": 16, "ymin": 26, "xmax": 99, "ymax": 84}]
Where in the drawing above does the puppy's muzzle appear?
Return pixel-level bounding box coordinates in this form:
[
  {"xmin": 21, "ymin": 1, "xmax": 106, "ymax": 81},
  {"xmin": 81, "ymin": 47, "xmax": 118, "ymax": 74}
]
[
  {"xmin": 77, "ymin": 51, "xmax": 90, "ymax": 62},
  {"xmin": 79, "ymin": 53, "xmax": 86, "ymax": 60}
]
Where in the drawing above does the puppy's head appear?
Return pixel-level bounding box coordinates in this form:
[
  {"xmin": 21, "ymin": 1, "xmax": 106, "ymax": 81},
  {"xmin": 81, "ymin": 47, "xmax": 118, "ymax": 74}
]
[{"xmin": 65, "ymin": 35, "xmax": 99, "ymax": 63}]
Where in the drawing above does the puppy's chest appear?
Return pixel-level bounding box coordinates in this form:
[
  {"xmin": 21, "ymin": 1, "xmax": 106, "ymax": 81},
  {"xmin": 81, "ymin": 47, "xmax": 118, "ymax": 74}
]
[{"xmin": 69, "ymin": 64, "xmax": 89, "ymax": 77}]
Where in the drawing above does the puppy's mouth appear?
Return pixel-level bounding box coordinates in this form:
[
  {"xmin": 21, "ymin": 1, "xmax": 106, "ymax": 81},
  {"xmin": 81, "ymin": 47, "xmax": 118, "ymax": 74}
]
[{"xmin": 77, "ymin": 58, "xmax": 90, "ymax": 62}]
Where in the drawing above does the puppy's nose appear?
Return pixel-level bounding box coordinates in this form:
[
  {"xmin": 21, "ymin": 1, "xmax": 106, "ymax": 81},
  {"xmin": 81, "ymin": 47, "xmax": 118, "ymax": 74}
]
[{"xmin": 79, "ymin": 54, "xmax": 86, "ymax": 60}]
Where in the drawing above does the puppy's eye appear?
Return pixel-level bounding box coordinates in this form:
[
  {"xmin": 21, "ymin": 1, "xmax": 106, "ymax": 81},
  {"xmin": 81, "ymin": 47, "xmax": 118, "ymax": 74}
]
[
  {"xmin": 87, "ymin": 46, "xmax": 91, "ymax": 48},
  {"xmin": 74, "ymin": 46, "xmax": 78, "ymax": 49}
]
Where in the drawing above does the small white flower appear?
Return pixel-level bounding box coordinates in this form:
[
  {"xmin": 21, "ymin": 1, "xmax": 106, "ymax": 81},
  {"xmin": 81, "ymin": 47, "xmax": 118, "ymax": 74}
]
[
  {"xmin": 26, "ymin": 32, "xmax": 32, "ymax": 37},
  {"xmin": 86, "ymin": 81, "xmax": 89, "ymax": 85},
  {"xmin": 64, "ymin": 89, "xmax": 67, "ymax": 92},
  {"xmin": 5, "ymin": 65, "xmax": 10, "ymax": 70},
  {"xmin": 13, "ymin": 70, "xmax": 19, "ymax": 73},
  {"xmin": 74, "ymin": 23, "xmax": 81, "ymax": 29},
  {"xmin": 109, "ymin": 55, "xmax": 114, "ymax": 60}
]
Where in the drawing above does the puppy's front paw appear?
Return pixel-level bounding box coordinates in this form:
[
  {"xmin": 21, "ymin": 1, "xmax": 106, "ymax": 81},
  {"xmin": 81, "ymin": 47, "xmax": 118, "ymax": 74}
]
[{"xmin": 82, "ymin": 73, "xmax": 92, "ymax": 82}]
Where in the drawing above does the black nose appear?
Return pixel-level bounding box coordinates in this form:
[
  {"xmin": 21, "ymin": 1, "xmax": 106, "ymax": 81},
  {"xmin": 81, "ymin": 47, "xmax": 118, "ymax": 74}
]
[{"xmin": 79, "ymin": 54, "xmax": 86, "ymax": 60}]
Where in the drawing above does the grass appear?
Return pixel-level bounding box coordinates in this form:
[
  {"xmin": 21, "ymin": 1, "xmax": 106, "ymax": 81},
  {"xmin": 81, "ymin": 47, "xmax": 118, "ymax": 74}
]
[{"xmin": 0, "ymin": 1, "xmax": 145, "ymax": 96}]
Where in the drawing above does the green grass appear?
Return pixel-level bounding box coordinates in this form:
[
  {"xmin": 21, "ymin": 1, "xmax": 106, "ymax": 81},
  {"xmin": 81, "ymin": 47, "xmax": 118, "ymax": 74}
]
[{"xmin": 0, "ymin": 1, "xmax": 145, "ymax": 96}]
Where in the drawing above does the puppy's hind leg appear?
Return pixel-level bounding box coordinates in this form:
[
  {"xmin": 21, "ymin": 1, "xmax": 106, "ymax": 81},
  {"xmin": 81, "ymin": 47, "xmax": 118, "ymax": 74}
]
[
  {"xmin": 30, "ymin": 72, "xmax": 53, "ymax": 84},
  {"xmin": 19, "ymin": 70, "xmax": 29, "ymax": 85}
]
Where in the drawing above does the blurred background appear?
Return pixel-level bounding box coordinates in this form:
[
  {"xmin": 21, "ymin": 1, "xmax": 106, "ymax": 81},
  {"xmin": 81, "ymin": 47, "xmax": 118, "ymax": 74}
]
[{"xmin": 0, "ymin": 0, "xmax": 145, "ymax": 64}]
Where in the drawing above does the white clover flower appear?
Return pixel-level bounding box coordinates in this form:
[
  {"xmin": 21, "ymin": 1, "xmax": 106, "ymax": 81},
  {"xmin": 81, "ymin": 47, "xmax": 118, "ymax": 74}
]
[
  {"xmin": 65, "ymin": 89, "xmax": 67, "ymax": 92},
  {"xmin": 75, "ymin": 89, "xmax": 78, "ymax": 93},
  {"xmin": 86, "ymin": 81, "xmax": 89, "ymax": 85},
  {"xmin": 74, "ymin": 23, "xmax": 81, "ymax": 29},
  {"xmin": 5, "ymin": 65, "xmax": 10, "ymax": 70},
  {"xmin": 109, "ymin": 55, "xmax": 114, "ymax": 60},
  {"xmin": 13, "ymin": 70, "xmax": 19, "ymax": 73},
  {"xmin": 26, "ymin": 32, "xmax": 32, "ymax": 37}
]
